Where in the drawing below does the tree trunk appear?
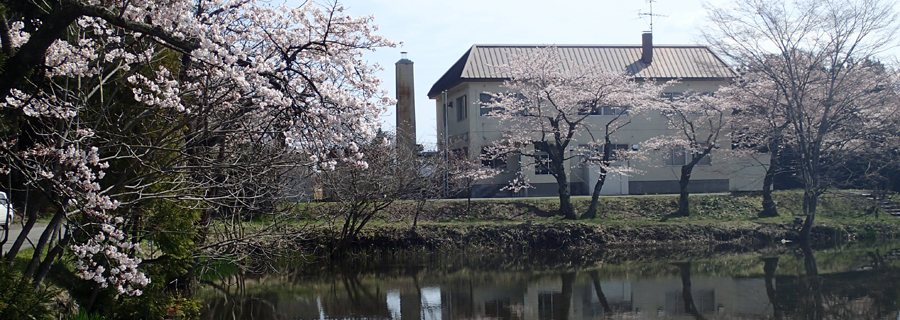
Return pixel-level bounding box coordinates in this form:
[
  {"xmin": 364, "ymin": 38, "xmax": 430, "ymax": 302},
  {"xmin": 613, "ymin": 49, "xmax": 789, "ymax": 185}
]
[
  {"xmin": 760, "ymin": 168, "xmax": 778, "ymax": 217},
  {"xmin": 582, "ymin": 141, "xmax": 614, "ymax": 220},
  {"xmin": 33, "ymin": 232, "xmax": 71, "ymax": 287},
  {"xmin": 799, "ymin": 191, "xmax": 817, "ymax": 242},
  {"xmin": 466, "ymin": 186, "xmax": 473, "ymax": 215},
  {"xmin": 413, "ymin": 199, "xmax": 426, "ymax": 228},
  {"xmin": 677, "ymin": 164, "xmax": 694, "ymax": 217},
  {"xmin": 4, "ymin": 203, "xmax": 37, "ymax": 265},
  {"xmin": 550, "ymin": 151, "xmax": 576, "ymax": 220},
  {"xmin": 759, "ymin": 140, "xmax": 781, "ymax": 218},
  {"xmin": 557, "ymin": 178, "xmax": 575, "ymax": 220},
  {"xmin": 23, "ymin": 208, "xmax": 65, "ymax": 279},
  {"xmin": 84, "ymin": 282, "xmax": 102, "ymax": 313},
  {"xmin": 582, "ymin": 168, "xmax": 607, "ymax": 220}
]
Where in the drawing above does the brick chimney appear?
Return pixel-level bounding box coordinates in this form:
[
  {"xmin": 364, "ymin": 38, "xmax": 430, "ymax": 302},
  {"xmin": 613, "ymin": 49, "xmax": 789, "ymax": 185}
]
[
  {"xmin": 395, "ymin": 52, "xmax": 416, "ymax": 152},
  {"xmin": 641, "ymin": 31, "xmax": 653, "ymax": 64}
]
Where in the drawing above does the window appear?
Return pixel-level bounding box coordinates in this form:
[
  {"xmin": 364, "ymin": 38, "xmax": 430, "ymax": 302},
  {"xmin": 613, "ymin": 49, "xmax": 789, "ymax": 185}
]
[
  {"xmin": 479, "ymin": 93, "xmax": 501, "ymax": 116},
  {"xmin": 579, "ymin": 103, "xmax": 629, "ymax": 116},
  {"xmin": 451, "ymin": 147, "xmax": 468, "ymax": 159},
  {"xmin": 695, "ymin": 144, "xmax": 712, "ymax": 166},
  {"xmin": 696, "ymin": 153, "xmax": 712, "ymax": 166},
  {"xmin": 606, "ymin": 144, "xmax": 631, "ymax": 160},
  {"xmin": 665, "ymin": 148, "xmax": 686, "ymax": 166},
  {"xmin": 535, "ymin": 154, "xmax": 550, "ymax": 175},
  {"xmin": 484, "ymin": 299, "xmax": 512, "ymax": 319},
  {"xmin": 538, "ymin": 292, "xmax": 562, "ymax": 320},
  {"xmin": 581, "ymin": 144, "xmax": 631, "ymax": 161},
  {"xmin": 480, "ymin": 146, "xmax": 507, "ymax": 171},
  {"xmin": 666, "ymin": 290, "xmax": 715, "ymax": 314},
  {"xmin": 456, "ymin": 95, "xmax": 467, "ymax": 121},
  {"xmin": 508, "ymin": 93, "xmax": 534, "ymax": 117},
  {"xmin": 661, "ymin": 92, "xmax": 684, "ymax": 101}
]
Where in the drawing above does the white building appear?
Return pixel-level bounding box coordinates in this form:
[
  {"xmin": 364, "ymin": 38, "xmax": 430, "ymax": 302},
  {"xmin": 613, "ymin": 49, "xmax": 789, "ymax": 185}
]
[{"xmin": 428, "ymin": 36, "xmax": 767, "ymax": 197}]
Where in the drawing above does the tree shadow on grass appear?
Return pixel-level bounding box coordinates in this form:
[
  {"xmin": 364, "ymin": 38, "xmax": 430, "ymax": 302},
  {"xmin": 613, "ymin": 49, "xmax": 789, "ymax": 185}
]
[
  {"xmin": 507, "ymin": 201, "xmax": 557, "ymax": 218},
  {"xmin": 659, "ymin": 211, "xmax": 688, "ymax": 222}
]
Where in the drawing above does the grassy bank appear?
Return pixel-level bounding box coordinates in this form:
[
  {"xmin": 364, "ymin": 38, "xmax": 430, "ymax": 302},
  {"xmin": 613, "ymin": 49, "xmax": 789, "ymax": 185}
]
[
  {"xmin": 293, "ymin": 190, "xmax": 900, "ymax": 260},
  {"xmin": 354, "ymin": 190, "xmax": 897, "ymax": 226}
]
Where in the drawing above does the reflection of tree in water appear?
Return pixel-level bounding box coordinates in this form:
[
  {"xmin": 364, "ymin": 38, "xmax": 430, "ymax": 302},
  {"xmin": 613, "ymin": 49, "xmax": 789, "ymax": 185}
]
[
  {"xmin": 768, "ymin": 243, "xmax": 900, "ymax": 320},
  {"xmin": 200, "ymin": 272, "xmax": 283, "ymax": 320},
  {"xmin": 557, "ymin": 272, "xmax": 575, "ymax": 320},
  {"xmin": 763, "ymin": 257, "xmax": 785, "ymax": 319},
  {"xmin": 197, "ymin": 244, "xmax": 900, "ymax": 320},
  {"xmin": 588, "ymin": 270, "xmax": 612, "ymax": 314},
  {"xmin": 673, "ymin": 262, "xmax": 706, "ymax": 320},
  {"xmin": 338, "ymin": 270, "xmax": 391, "ymax": 317},
  {"xmin": 800, "ymin": 243, "xmax": 824, "ymax": 320}
]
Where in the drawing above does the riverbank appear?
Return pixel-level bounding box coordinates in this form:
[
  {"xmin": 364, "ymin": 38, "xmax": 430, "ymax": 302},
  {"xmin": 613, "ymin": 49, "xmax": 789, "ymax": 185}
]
[
  {"xmin": 306, "ymin": 221, "xmax": 900, "ymax": 264},
  {"xmin": 295, "ymin": 191, "xmax": 900, "ymax": 264}
]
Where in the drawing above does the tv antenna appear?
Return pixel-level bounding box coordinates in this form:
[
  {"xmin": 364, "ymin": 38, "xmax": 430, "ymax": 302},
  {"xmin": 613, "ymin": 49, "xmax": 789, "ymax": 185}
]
[{"xmin": 638, "ymin": 0, "xmax": 667, "ymax": 33}]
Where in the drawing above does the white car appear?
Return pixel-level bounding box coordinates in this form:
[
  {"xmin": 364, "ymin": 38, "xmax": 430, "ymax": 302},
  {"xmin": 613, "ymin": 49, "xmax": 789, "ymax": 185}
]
[{"xmin": 0, "ymin": 191, "xmax": 11, "ymax": 229}]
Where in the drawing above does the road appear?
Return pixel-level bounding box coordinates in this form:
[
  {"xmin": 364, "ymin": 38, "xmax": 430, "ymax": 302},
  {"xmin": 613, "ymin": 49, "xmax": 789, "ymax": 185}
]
[{"xmin": 2, "ymin": 222, "xmax": 50, "ymax": 254}]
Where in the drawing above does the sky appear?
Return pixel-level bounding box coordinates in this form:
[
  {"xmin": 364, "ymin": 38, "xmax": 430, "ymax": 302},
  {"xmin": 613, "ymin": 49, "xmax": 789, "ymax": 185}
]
[{"xmin": 281, "ymin": 0, "xmax": 891, "ymax": 148}]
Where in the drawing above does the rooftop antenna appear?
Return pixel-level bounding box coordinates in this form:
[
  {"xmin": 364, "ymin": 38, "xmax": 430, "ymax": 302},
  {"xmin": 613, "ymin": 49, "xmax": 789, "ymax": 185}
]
[{"xmin": 638, "ymin": 0, "xmax": 667, "ymax": 33}]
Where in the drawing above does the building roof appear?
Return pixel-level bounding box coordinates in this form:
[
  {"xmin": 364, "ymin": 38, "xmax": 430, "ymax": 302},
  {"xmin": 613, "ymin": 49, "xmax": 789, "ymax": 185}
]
[{"xmin": 427, "ymin": 44, "xmax": 736, "ymax": 98}]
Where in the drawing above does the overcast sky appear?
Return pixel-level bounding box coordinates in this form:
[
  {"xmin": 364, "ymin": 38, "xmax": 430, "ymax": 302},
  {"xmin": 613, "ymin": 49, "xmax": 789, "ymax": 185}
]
[{"xmin": 286, "ymin": 0, "xmax": 890, "ymax": 148}]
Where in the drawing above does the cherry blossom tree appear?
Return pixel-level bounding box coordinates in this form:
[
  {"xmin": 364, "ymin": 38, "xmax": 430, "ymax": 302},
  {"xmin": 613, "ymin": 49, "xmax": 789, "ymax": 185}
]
[
  {"xmin": 482, "ymin": 46, "xmax": 662, "ymax": 220},
  {"xmin": 448, "ymin": 151, "xmax": 498, "ymax": 215},
  {"xmin": 316, "ymin": 132, "xmax": 474, "ymax": 252},
  {"xmin": 727, "ymin": 71, "xmax": 792, "ymax": 217},
  {"xmin": 641, "ymin": 88, "xmax": 742, "ymax": 217},
  {"xmin": 703, "ymin": 0, "xmax": 900, "ymax": 240},
  {"xmin": 0, "ymin": 0, "xmax": 394, "ymax": 305}
]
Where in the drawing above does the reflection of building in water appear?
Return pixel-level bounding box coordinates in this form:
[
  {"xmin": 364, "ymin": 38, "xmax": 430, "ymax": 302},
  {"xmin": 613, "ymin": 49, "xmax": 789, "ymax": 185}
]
[
  {"xmin": 234, "ymin": 276, "xmax": 770, "ymax": 320},
  {"xmin": 581, "ymin": 281, "xmax": 633, "ymax": 316},
  {"xmin": 203, "ymin": 269, "xmax": 900, "ymax": 320},
  {"xmin": 421, "ymin": 287, "xmax": 442, "ymax": 320},
  {"xmin": 630, "ymin": 277, "xmax": 771, "ymax": 319}
]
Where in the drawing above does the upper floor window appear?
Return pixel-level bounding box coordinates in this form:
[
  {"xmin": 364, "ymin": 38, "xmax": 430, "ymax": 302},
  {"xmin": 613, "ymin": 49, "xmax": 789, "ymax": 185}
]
[
  {"xmin": 456, "ymin": 95, "xmax": 467, "ymax": 121},
  {"xmin": 664, "ymin": 146, "xmax": 712, "ymax": 166},
  {"xmin": 578, "ymin": 104, "xmax": 629, "ymax": 116},
  {"xmin": 661, "ymin": 92, "xmax": 685, "ymax": 101},
  {"xmin": 604, "ymin": 144, "xmax": 631, "ymax": 160},
  {"xmin": 580, "ymin": 144, "xmax": 631, "ymax": 161},
  {"xmin": 479, "ymin": 93, "xmax": 503, "ymax": 116}
]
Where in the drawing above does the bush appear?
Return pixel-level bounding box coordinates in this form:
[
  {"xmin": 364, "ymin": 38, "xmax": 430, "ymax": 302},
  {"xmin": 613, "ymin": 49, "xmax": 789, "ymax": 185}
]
[{"xmin": 0, "ymin": 264, "xmax": 57, "ymax": 320}]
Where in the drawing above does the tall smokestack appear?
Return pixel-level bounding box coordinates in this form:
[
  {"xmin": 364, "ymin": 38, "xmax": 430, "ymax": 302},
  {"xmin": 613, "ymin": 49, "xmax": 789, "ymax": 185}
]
[
  {"xmin": 395, "ymin": 52, "xmax": 416, "ymax": 152},
  {"xmin": 641, "ymin": 31, "xmax": 653, "ymax": 64}
]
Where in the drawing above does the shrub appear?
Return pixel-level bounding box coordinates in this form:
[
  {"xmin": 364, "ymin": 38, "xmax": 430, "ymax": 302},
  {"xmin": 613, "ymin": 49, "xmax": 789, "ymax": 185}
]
[{"xmin": 0, "ymin": 264, "xmax": 57, "ymax": 320}]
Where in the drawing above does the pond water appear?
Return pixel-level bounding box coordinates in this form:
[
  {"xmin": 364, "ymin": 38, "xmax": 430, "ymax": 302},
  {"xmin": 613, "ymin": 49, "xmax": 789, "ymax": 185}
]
[{"xmin": 199, "ymin": 242, "xmax": 900, "ymax": 320}]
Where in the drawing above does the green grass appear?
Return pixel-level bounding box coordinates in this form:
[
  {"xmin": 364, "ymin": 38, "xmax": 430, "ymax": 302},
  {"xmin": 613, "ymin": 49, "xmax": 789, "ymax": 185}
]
[
  {"xmin": 286, "ymin": 190, "xmax": 900, "ymax": 230},
  {"xmin": 484, "ymin": 191, "xmax": 881, "ymax": 223}
]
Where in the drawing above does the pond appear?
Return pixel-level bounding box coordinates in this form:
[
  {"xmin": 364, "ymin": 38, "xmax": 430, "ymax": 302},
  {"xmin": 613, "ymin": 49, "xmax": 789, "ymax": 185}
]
[{"xmin": 198, "ymin": 241, "xmax": 900, "ymax": 320}]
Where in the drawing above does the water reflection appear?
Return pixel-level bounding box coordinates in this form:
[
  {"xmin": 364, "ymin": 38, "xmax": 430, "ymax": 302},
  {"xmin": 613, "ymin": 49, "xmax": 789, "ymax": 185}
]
[{"xmin": 200, "ymin": 245, "xmax": 900, "ymax": 320}]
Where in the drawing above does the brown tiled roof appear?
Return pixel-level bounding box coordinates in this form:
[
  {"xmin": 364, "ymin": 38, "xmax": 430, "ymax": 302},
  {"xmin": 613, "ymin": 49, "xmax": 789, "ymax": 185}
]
[{"xmin": 428, "ymin": 44, "xmax": 736, "ymax": 98}]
